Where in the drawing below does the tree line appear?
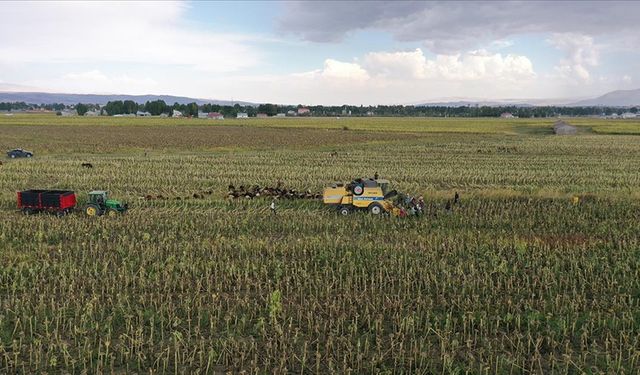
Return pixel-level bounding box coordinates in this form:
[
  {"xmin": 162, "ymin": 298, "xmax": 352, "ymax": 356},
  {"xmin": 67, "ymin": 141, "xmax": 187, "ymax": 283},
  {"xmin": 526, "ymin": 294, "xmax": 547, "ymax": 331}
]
[
  {"xmin": 102, "ymin": 102, "xmax": 640, "ymax": 118},
  {"xmin": 0, "ymin": 102, "xmax": 66, "ymax": 111},
  {"xmin": 1, "ymin": 101, "xmax": 638, "ymax": 118},
  {"xmin": 104, "ymin": 100, "xmax": 269, "ymax": 117}
]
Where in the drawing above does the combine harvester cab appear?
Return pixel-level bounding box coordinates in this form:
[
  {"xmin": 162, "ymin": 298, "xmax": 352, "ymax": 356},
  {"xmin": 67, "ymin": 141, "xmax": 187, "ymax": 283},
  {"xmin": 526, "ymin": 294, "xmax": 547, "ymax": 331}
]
[
  {"xmin": 323, "ymin": 178, "xmax": 395, "ymax": 215},
  {"xmin": 17, "ymin": 189, "xmax": 76, "ymax": 216}
]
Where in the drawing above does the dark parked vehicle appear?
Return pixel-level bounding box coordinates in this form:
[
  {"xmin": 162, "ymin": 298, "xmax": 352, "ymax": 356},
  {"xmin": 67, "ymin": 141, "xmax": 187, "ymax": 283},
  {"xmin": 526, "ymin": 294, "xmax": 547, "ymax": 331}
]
[
  {"xmin": 17, "ymin": 190, "xmax": 77, "ymax": 216},
  {"xmin": 7, "ymin": 148, "xmax": 33, "ymax": 158}
]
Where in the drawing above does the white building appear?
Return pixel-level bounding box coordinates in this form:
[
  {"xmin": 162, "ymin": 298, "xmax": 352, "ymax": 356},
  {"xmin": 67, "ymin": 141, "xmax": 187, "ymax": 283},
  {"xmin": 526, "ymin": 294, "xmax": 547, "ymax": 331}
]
[
  {"xmin": 621, "ymin": 112, "xmax": 637, "ymax": 119},
  {"xmin": 236, "ymin": 112, "xmax": 248, "ymax": 118},
  {"xmin": 172, "ymin": 109, "xmax": 183, "ymax": 117},
  {"xmin": 198, "ymin": 111, "xmax": 208, "ymax": 119},
  {"xmin": 61, "ymin": 110, "xmax": 77, "ymax": 116},
  {"xmin": 136, "ymin": 111, "xmax": 151, "ymax": 117}
]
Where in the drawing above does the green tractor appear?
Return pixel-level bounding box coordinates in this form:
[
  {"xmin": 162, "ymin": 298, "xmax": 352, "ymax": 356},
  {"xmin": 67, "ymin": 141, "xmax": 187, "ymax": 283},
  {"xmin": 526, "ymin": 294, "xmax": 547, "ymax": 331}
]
[{"xmin": 84, "ymin": 190, "xmax": 128, "ymax": 217}]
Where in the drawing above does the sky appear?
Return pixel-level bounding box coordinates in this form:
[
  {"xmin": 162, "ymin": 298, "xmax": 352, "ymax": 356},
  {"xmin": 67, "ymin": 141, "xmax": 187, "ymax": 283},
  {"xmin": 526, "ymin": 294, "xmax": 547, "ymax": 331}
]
[{"xmin": 0, "ymin": 0, "xmax": 639, "ymax": 105}]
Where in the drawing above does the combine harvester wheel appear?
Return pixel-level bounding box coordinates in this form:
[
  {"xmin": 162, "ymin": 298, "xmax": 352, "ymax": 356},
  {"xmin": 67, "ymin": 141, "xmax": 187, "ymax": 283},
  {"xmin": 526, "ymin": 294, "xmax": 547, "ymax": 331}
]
[
  {"xmin": 369, "ymin": 203, "xmax": 383, "ymax": 215},
  {"xmin": 338, "ymin": 206, "xmax": 350, "ymax": 216}
]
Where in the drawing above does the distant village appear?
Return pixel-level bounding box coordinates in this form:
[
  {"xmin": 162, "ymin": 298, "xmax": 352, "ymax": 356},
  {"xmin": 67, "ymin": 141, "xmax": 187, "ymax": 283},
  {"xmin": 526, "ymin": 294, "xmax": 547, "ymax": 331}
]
[
  {"xmin": 87, "ymin": 107, "xmax": 313, "ymax": 120},
  {"xmin": 498, "ymin": 111, "xmax": 639, "ymax": 119},
  {"xmin": 1, "ymin": 100, "xmax": 639, "ymax": 119}
]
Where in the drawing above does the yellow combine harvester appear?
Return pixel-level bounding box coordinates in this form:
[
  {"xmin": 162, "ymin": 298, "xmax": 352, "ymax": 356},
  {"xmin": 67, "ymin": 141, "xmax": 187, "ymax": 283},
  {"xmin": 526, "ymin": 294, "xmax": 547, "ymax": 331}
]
[{"xmin": 323, "ymin": 178, "xmax": 396, "ymax": 215}]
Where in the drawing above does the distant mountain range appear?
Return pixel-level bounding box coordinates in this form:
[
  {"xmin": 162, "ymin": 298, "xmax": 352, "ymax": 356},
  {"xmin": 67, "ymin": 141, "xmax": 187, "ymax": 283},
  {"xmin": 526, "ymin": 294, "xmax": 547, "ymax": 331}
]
[
  {"xmin": 567, "ymin": 89, "xmax": 640, "ymax": 107},
  {"xmin": 416, "ymin": 100, "xmax": 540, "ymax": 107},
  {"xmin": 0, "ymin": 88, "xmax": 639, "ymax": 107},
  {"xmin": 0, "ymin": 92, "xmax": 255, "ymax": 106},
  {"xmin": 415, "ymin": 89, "xmax": 640, "ymax": 107}
]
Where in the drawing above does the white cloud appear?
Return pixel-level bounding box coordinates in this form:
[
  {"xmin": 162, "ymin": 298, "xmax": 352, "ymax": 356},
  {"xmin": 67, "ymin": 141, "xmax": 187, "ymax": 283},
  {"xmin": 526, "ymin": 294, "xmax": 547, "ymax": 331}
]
[
  {"xmin": 548, "ymin": 33, "xmax": 599, "ymax": 82},
  {"xmin": 277, "ymin": 48, "xmax": 536, "ymax": 105},
  {"xmin": 294, "ymin": 59, "xmax": 369, "ymax": 82},
  {"xmin": 321, "ymin": 59, "xmax": 370, "ymax": 80},
  {"xmin": 363, "ymin": 49, "xmax": 428, "ymax": 79},
  {"xmin": 0, "ymin": 1, "xmax": 260, "ymax": 73},
  {"xmin": 299, "ymin": 49, "xmax": 535, "ymax": 84},
  {"xmin": 362, "ymin": 48, "xmax": 535, "ymax": 81}
]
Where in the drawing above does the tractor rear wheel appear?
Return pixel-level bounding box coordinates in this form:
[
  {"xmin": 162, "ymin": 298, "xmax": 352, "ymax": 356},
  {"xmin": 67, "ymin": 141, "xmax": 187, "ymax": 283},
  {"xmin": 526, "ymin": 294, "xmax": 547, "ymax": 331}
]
[
  {"xmin": 106, "ymin": 209, "xmax": 119, "ymax": 217},
  {"xmin": 338, "ymin": 206, "xmax": 351, "ymax": 216},
  {"xmin": 84, "ymin": 204, "xmax": 101, "ymax": 217},
  {"xmin": 369, "ymin": 203, "xmax": 383, "ymax": 215}
]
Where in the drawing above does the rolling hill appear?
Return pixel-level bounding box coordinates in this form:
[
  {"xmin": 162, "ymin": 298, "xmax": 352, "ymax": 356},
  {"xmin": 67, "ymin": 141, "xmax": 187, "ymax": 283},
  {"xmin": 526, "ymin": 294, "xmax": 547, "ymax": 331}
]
[{"xmin": 569, "ymin": 89, "xmax": 640, "ymax": 107}]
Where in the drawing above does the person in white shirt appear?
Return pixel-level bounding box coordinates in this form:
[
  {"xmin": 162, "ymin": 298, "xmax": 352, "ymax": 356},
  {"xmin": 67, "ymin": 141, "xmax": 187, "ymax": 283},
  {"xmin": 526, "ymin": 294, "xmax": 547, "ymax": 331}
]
[{"xmin": 270, "ymin": 200, "xmax": 276, "ymax": 215}]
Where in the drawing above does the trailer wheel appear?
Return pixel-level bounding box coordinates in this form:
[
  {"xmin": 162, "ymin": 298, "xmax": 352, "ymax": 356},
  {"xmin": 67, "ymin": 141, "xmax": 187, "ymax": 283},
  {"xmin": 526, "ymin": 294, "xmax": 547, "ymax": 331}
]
[
  {"xmin": 10, "ymin": 154, "xmax": 16, "ymax": 159},
  {"xmin": 338, "ymin": 206, "xmax": 351, "ymax": 216},
  {"xmin": 106, "ymin": 209, "xmax": 118, "ymax": 217},
  {"xmin": 369, "ymin": 203, "xmax": 383, "ymax": 215},
  {"xmin": 22, "ymin": 208, "xmax": 34, "ymax": 215}
]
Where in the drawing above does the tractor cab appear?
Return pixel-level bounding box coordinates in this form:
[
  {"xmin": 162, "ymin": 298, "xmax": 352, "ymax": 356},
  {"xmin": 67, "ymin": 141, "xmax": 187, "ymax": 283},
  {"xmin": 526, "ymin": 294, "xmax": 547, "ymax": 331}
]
[
  {"xmin": 88, "ymin": 190, "xmax": 107, "ymax": 205},
  {"xmin": 85, "ymin": 190, "xmax": 128, "ymax": 216}
]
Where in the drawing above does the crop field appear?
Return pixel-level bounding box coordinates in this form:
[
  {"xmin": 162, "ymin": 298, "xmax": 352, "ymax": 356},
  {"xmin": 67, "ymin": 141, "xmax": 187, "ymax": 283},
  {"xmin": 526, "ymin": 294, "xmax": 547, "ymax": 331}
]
[
  {"xmin": 1, "ymin": 114, "xmax": 639, "ymax": 373},
  {"xmin": 5, "ymin": 113, "xmax": 640, "ymax": 134}
]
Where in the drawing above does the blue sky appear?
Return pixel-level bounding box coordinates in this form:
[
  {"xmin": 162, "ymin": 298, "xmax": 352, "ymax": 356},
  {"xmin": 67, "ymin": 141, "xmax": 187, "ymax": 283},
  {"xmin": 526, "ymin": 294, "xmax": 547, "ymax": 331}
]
[{"xmin": 0, "ymin": 1, "xmax": 638, "ymax": 104}]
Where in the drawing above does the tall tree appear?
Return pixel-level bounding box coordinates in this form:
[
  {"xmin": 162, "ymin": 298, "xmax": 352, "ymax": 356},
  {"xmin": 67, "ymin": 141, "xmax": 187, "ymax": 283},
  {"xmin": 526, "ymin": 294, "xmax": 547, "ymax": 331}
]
[
  {"xmin": 186, "ymin": 102, "xmax": 199, "ymax": 117},
  {"xmin": 76, "ymin": 103, "xmax": 88, "ymax": 116},
  {"xmin": 257, "ymin": 103, "xmax": 278, "ymax": 116},
  {"xmin": 123, "ymin": 100, "xmax": 138, "ymax": 114}
]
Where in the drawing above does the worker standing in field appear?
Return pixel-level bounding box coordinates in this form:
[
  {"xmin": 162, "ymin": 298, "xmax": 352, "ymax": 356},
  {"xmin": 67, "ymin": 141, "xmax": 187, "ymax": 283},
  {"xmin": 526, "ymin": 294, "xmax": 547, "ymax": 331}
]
[{"xmin": 270, "ymin": 199, "xmax": 277, "ymax": 215}]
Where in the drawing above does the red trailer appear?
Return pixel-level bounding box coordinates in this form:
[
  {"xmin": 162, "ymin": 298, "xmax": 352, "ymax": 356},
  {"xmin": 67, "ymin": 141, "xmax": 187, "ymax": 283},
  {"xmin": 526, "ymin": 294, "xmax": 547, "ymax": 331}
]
[{"xmin": 17, "ymin": 190, "xmax": 76, "ymax": 216}]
